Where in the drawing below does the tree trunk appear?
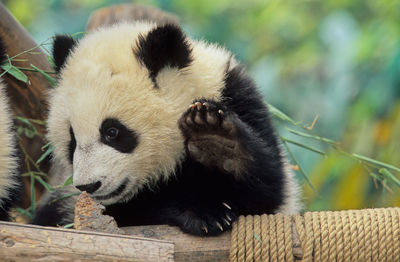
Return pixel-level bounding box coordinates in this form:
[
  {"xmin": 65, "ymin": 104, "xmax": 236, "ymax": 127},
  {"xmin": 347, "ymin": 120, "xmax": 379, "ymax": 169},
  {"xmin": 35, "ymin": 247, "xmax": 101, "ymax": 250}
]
[{"xmin": 0, "ymin": 3, "xmax": 53, "ymax": 207}]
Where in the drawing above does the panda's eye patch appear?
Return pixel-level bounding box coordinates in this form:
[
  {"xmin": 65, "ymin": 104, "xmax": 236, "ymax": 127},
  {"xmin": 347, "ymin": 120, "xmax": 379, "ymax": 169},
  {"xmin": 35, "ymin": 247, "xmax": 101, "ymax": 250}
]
[
  {"xmin": 105, "ymin": 127, "xmax": 119, "ymax": 141},
  {"xmin": 100, "ymin": 118, "xmax": 139, "ymax": 153}
]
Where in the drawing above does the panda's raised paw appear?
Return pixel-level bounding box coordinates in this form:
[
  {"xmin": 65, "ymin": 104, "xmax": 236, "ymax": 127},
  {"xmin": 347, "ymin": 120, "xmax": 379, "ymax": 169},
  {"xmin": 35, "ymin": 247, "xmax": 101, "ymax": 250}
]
[
  {"xmin": 179, "ymin": 99, "xmax": 248, "ymax": 175},
  {"xmin": 180, "ymin": 100, "xmax": 230, "ymax": 132}
]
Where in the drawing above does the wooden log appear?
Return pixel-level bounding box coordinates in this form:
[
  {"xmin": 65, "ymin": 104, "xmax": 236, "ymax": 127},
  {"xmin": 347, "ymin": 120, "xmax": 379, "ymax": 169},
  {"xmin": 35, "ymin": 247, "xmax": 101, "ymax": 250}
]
[
  {"xmin": 0, "ymin": 3, "xmax": 52, "ymax": 206},
  {"xmin": 125, "ymin": 225, "xmax": 230, "ymax": 262},
  {"xmin": 86, "ymin": 3, "xmax": 179, "ymax": 32},
  {"xmin": 0, "ymin": 221, "xmax": 174, "ymax": 262}
]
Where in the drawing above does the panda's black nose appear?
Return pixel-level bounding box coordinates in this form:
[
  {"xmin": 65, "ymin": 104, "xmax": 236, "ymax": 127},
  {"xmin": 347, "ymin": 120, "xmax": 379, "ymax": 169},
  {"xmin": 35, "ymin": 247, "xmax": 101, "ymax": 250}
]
[{"xmin": 75, "ymin": 181, "xmax": 102, "ymax": 194}]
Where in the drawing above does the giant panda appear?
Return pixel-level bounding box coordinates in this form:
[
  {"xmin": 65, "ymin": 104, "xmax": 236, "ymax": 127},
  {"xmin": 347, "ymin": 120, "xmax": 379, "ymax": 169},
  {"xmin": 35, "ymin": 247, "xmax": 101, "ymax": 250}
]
[
  {"xmin": 32, "ymin": 22, "xmax": 301, "ymax": 236},
  {"xmin": 0, "ymin": 39, "xmax": 22, "ymax": 221}
]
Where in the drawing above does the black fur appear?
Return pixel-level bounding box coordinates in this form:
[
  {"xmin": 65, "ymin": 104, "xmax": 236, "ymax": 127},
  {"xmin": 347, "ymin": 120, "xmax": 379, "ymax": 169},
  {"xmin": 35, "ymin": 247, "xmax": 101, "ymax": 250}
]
[
  {"xmin": 68, "ymin": 126, "xmax": 76, "ymax": 164},
  {"xmin": 100, "ymin": 118, "xmax": 139, "ymax": 154},
  {"xmin": 53, "ymin": 35, "xmax": 77, "ymax": 73},
  {"xmin": 31, "ymin": 196, "xmax": 69, "ymax": 226},
  {"xmin": 75, "ymin": 181, "xmax": 101, "ymax": 194},
  {"xmin": 0, "ymin": 170, "xmax": 22, "ymax": 221},
  {"xmin": 135, "ymin": 24, "xmax": 192, "ymax": 86},
  {"xmin": 95, "ymin": 178, "xmax": 128, "ymax": 200},
  {"xmin": 220, "ymin": 65, "xmax": 285, "ymax": 211}
]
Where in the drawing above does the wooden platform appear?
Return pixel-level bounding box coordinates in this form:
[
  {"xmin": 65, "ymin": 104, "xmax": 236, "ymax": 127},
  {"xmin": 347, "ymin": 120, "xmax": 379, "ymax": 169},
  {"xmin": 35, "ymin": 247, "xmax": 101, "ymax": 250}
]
[{"xmin": 0, "ymin": 221, "xmax": 230, "ymax": 261}]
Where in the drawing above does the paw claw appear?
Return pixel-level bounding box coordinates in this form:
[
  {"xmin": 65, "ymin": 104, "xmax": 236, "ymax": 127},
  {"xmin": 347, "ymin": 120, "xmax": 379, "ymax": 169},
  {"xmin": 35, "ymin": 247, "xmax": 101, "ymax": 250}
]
[
  {"xmin": 202, "ymin": 226, "xmax": 209, "ymax": 234},
  {"xmin": 216, "ymin": 222, "xmax": 224, "ymax": 231},
  {"xmin": 218, "ymin": 109, "xmax": 224, "ymax": 116},
  {"xmin": 223, "ymin": 218, "xmax": 230, "ymax": 226},
  {"xmin": 195, "ymin": 101, "xmax": 202, "ymax": 110},
  {"xmin": 222, "ymin": 202, "xmax": 232, "ymax": 210},
  {"xmin": 226, "ymin": 214, "xmax": 232, "ymax": 222}
]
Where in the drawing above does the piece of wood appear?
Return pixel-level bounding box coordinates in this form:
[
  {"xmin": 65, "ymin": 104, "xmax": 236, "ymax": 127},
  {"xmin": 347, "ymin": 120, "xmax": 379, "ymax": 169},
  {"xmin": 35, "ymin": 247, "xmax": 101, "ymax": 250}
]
[
  {"xmin": 0, "ymin": 3, "xmax": 53, "ymax": 206},
  {"xmin": 124, "ymin": 225, "xmax": 230, "ymax": 262},
  {"xmin": 74, "ymin": 191, "xmax": 125, "ymax": 235},
  {"xmin": 86, "ymin": 3, "xmax": 179, "ymax": 32},
  {"xmin": 0, "ymin": 221, "xmax": 174, "ymax": 262}
]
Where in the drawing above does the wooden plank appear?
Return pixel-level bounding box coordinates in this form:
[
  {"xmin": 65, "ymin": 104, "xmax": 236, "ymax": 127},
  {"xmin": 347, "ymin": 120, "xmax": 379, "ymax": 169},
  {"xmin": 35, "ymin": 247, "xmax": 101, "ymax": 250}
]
[
  {"xmin": 124, "ymin": 225, "xmax": 230, "ymax": 262},
  {"xmin": 0, "ymin": 221, "xmax": 174, "ymax": 262}
]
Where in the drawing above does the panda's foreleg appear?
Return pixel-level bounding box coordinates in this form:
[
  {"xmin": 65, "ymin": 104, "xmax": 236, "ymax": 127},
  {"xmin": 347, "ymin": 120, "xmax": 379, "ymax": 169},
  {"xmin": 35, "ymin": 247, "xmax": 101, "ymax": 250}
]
[
  {"xmin": 179, "ymin": 99, "xmax": 253, "ymax": 178},
  {"xmin": 176, "ymin": 98, "xmax": 285, "ymax": 235},
  {"xmin": 31, "ymin": 190, "xmax": 76, "ymax": 226}
]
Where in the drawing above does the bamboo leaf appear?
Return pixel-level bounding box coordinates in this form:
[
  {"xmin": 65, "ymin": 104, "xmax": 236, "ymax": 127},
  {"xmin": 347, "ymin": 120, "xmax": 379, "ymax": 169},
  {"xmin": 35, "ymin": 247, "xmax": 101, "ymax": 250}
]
[
  {"xmin": 1, "ymin": 63, "xmax": 29, "ymax": 84},
  {"xmin": 41, "ymin": 142, "xmax": 52, "ymax": 150},
  {"xmin": 62, "ymin": 175, "xmax": 73, "ymax": 187},
  {"xmin": 15, "ymin": 116, "xmax": 37, "ymax": 132},
  {"xmin": 267, "ymin": 103, "xmax": 297, "ymax": 125},
  {"xmin": 30, "ymin": 175, "xmax": 36, "ymax": 215},
  {"xmin": 47, "ymin": 55, "xmax": 55, "ymax": 68},
  {"xmin": 379, "ymin": 168, "xmax": 400, "ymax": 187},
  {"xmin": 369, "ymin": 172, "xmax": 383, "ymax": 181},
  {"xmin": 286, "ymin": 128, "xmax": 337, "ymax": 144},
  {"xmin": 281, "ymin": 140, "xmax": 316, "ymax": 192},
  {"xmin": 14, "ymin": 207, "xmax": 32, "ymax": 219},
  {"xmin": 253, "ymin": 232, "xmax": 261, "ymax": 243},
  {"xmin": 51, "ymin": 192, "xmax": 80, "ymax": 203},
  {"xmin": 15, "ymin": 116, "xmax": 40, "ymax": 138},
  {"xmin": 24, "ymin": 128, "xmax": 36, "ymax": 138},
  {"xmin": 63, "ymin": 223, "xmax": 74, "ymax": 229},
  {"xmin": 353, "ymin": 154, "xmax": 400, "ymax": 173},
  {"xmin": 36, "ymin": 144, "xmax": 54, "ymax": 164},
  {"xmin": 281, "ymin": 136, "xmax": 325, "ymax": 155},
  {"xmin": 35, "ymin": 175, "xmax": 54, "ymax": 192},
  {"xmin": 30, "ymin": 64, "xmax": 56, "ymax": 87},
  {"xmin": 29, "ymin": 119, "xmax": 46, "ymax": 125}
]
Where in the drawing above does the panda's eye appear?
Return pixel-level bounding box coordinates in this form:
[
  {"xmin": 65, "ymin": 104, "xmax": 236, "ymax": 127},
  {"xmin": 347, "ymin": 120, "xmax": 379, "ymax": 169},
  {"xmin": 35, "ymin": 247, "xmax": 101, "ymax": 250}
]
[
  {"xmin": 100, "ymin": 118, "xmax": 138, "ymax": 153},
  {"xmin": 105, "ymin": 127, "xmax": 119, "ymax": 140}
]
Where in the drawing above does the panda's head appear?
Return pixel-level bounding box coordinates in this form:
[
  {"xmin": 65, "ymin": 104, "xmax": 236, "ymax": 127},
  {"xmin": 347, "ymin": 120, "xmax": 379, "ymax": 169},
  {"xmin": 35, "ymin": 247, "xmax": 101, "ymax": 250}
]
[{"xmin": 47, "ymin": 22, "xmax": 223, "ymax": 205}]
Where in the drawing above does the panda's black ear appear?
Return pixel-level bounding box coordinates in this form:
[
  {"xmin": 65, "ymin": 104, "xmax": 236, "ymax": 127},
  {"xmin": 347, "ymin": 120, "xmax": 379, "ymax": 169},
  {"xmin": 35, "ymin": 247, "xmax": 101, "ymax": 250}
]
[
  {"xmin": 135, "ymin": 24, "xmax": 192, "ymax": 85},
  {"xmin": 53, "ymin": 35, "xmax": 77, "ymax": 73}
]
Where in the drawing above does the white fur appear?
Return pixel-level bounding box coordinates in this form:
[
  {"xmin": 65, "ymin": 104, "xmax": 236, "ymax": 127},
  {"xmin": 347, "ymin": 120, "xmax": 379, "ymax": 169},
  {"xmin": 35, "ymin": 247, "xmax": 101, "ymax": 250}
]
[
  {"xmin": 0, "ymin": 80, "xmax": 18, "ymax": 208},
  {"xmin": 277, "ymin": 159, "xmax": 302, "ymax": 214}
]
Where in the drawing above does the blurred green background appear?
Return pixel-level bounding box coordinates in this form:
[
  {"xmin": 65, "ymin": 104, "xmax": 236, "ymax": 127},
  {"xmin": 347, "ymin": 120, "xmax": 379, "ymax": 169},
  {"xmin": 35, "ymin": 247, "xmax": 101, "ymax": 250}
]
[{"xmin": 4, "ymin": 0, "xmax": 400, "ymax": 211}]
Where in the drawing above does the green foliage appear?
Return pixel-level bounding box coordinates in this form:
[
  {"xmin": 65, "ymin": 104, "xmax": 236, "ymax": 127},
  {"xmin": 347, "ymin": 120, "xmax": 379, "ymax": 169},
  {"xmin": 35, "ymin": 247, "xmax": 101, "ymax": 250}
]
[{"xmin": 1, "ymin": 62, "xmax": 29, "ymax": 84}]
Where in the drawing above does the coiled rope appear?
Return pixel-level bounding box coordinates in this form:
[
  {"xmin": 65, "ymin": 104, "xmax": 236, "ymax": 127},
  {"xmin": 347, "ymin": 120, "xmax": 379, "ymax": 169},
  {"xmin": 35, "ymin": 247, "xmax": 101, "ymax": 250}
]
[{"xmin": 230, "ymin": 207, "xmax": 400, "ymax": 261}]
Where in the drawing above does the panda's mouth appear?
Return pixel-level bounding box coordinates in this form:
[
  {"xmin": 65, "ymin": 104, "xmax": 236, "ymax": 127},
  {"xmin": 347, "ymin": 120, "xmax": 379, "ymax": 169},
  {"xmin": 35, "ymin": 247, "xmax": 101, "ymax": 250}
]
[{"xmin": 94, "ymin": 178, "xmax": 129, "ymax": 200}]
